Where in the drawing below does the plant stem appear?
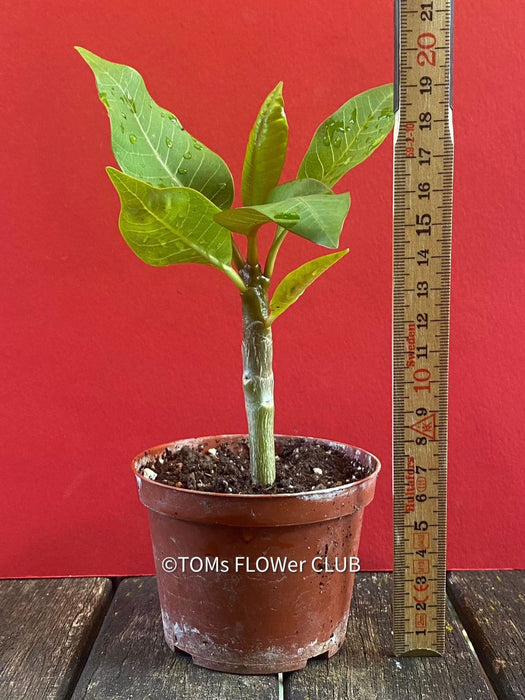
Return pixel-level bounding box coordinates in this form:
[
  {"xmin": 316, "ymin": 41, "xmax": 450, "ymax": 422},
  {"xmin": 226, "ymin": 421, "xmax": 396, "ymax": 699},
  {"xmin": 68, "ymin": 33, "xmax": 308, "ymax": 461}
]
[
  {"xmin": 247, "ymin": 231, "xmax": 259, "ymax": 267},
  {"xmin": 264, "ymin": 226, "xmax": 287, "ymax": 278},
  {"xmin": 240, "ymin": 263, "xmax": 275, "ymax": 484},
  {"xmin": 220, "ymin": 264, "xmax": 247, "ymax": 292},
  {"xmin": 231, "ymin": 236, "xmax": 244, "ymax": 270}
]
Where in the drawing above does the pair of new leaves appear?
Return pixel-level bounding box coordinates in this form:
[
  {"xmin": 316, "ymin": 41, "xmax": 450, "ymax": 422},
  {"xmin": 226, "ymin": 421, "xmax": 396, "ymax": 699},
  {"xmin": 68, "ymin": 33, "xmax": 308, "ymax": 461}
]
[{"xmin": 78, "ymin": 48, "xmax": 393, "ymax": 324}]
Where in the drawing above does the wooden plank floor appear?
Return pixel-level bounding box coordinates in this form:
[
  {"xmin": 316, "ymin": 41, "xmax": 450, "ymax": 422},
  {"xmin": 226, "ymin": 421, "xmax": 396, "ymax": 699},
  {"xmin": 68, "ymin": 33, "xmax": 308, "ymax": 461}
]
[
  {"xmin": 448, "ymin": 571, "xmax": 525, "ymax": 700},
  {"xmin": 0, "ymin": 572, "xmax": 522, "ymax": 699},
  {"xmin": 71, "ymin": 577, "xmax": 279, "ymax": 700},
  {"xmin": 0, "ymin": 578, "xmax": 112, "ymax": 700},
  {"xmin": 285, "ymin": 573, "xmax": 494, "ymax": 700}
]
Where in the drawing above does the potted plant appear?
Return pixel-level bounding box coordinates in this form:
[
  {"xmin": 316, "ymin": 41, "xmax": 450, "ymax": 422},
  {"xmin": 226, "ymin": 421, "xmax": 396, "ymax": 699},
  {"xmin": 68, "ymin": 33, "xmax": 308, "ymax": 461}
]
[{"xmin": 77, "ymin": 47, "xmax": 393, "ymax": 674}]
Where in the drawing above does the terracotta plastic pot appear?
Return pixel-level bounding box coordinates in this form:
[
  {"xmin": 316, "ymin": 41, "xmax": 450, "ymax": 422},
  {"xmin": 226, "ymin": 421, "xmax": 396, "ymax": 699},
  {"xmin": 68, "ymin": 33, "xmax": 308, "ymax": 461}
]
[{"xmin": 133, "ymin": 434, "xmax": 380, "ymax": 674}]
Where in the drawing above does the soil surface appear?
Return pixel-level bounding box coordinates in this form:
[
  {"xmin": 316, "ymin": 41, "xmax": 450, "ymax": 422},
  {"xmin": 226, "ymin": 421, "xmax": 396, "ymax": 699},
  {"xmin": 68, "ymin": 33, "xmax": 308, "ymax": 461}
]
[{"xmin": 136, "ymin": 437, "xmax": 374, "ymax": 494}]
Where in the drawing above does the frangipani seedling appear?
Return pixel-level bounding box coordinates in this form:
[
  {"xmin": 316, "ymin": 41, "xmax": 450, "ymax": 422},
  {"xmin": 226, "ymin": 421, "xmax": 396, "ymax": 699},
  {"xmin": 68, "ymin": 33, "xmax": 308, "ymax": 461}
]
[{"xmin": 77, "ymin": 47, "xmax": 394, "ymax": 486}]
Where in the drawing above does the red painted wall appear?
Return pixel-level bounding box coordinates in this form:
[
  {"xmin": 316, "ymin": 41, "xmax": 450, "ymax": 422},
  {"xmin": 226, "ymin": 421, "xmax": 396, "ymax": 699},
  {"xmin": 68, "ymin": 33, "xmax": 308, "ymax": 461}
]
[{"xmin": 2, "ymin": 1, "xmax": 524, "ymax": 577}]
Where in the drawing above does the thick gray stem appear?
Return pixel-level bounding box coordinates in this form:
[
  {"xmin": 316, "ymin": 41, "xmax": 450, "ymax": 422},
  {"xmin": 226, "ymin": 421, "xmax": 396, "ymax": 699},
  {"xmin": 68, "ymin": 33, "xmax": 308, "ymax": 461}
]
[{"xmin": 240, "ymin": 264, "xmax": 275, "ymax": 485}]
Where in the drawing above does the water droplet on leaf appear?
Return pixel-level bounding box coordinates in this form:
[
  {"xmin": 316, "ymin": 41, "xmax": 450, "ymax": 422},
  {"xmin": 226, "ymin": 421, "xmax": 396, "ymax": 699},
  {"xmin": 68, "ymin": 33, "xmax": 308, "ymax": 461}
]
[
  {"xmin": 276, "ymin": 212, "xmax": 300, "ymax": 221},
  {"xmin": 178, "ymin": 168, "xmax": 187, "ymax": 174},
  {"xmin": 183, "ymin": 152, "xmax": 192, "ymax": 159},
  {"xmin": 324, "ymin": 119, "xmax": 346, "ymax": 148},
  {"xmin": 120, "ymin": 95, "xmax": 136, "ymax": 113},
  {"xmin": 129, "ymin": 134, "xmax": 138, "ymax": 144},
  {"xmin": 168, "ymin": 113, "xmax": 185, "ymax": 130},
  {"xmin": 165, "ymin": 137, "xmax": 173, "ymax": 148}
]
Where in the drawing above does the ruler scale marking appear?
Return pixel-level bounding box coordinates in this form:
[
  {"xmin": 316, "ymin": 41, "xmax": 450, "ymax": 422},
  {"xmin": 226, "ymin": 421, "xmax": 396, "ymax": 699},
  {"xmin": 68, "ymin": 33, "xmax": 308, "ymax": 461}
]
[{"xmin": 393, "ymin": 0, "xmax": 454, "ymax": 656}]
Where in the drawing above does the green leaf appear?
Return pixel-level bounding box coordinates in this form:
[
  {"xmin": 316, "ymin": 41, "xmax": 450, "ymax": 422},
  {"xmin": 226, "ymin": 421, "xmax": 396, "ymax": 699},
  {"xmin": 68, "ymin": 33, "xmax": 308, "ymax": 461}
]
[
  {"xmin": 76, "ymin": 47, "xmax": 234, "ymax": 209},
  {"xmin": 214, "ymin": 192, "xmax": 350, "ymax": 249},
  {"xmin": 106, "ymin": 167, "xmax": 232, "ymax": 267},
  {"xmin": 242, "ymin": 83, "xmax": 288, "ymax": 206},
  {"xmin": 298, "ymin": 84, "xmax": 394, "ymax": 187},
  {"xmin": 267, "ymin": 250, "xmax": 349, "ymax": 325},
  {"xmin": 266, "ymin": 177, "xmax": 333, "ymax": 203}
]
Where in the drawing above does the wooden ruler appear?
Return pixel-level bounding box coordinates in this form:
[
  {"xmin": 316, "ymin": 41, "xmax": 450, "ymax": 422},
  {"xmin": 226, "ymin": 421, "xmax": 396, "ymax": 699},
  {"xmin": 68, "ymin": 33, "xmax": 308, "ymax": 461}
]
[{"xmin": 392, "ymin": 0, "xmax": 454, "ymax": 655}]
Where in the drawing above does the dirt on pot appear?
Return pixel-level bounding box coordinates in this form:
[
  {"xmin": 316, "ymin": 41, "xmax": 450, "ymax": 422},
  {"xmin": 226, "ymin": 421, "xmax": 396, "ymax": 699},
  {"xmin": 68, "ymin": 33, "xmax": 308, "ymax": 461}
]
[{"xmin": 136, "ymin": 437, "xmax": 374, "ymax": 495}]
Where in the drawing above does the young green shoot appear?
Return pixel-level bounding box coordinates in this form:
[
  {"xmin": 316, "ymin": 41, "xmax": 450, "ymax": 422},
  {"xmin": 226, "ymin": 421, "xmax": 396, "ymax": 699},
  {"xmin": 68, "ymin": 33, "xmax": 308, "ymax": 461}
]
[{"xmin": 77, "ymin": 46, "xmax": 394, "ymax": 485}]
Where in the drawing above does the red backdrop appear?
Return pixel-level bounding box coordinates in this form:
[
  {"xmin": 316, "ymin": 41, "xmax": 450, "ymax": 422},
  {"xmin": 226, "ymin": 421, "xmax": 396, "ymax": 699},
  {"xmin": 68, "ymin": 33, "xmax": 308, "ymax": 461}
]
[{"xmin": 2, "ymin": 1, "xmax": 524, "ymax": 577}]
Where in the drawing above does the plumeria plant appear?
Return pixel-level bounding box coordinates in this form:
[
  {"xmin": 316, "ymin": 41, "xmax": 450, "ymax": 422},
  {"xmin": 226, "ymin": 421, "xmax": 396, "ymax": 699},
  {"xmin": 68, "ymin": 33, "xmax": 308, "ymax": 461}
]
[{"xmin": 77, "ymin": 47, "xmax": 394, "ymax": 486}]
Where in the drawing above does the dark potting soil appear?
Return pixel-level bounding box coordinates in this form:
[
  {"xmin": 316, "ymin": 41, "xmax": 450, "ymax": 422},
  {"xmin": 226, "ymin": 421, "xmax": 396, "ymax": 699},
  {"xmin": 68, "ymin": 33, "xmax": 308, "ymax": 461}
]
[{"xmin": 136, "ymin": 438, "xmax": 374, "ymax": 495}]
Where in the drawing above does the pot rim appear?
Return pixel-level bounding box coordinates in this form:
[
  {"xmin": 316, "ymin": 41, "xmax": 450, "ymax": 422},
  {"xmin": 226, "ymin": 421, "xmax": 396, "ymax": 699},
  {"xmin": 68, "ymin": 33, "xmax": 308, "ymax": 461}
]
[{"xmin": 132, "ymin": 433, "xmax": 381, "ymax": 500}]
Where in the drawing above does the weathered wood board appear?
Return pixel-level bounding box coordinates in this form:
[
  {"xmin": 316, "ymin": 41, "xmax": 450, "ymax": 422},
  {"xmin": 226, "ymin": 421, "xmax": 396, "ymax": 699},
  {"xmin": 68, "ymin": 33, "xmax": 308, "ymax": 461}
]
[
  {"xmin": 72, "ymin": 576, "xmax": 280, "ymax": 699},
  {"xmin": 448, "ymin": 570, "xmax": 525, "ymax": 700},
  {"xmin": 5, "ymin": 572, "xmax": 522, "ymax": 698},
  {"xmin": 284, "ymin": 572, "xmax": 494, "ymax": 700},
  {"xmin": 0, "ymin": 578, "xmax": 112, "ymax": 699}
]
